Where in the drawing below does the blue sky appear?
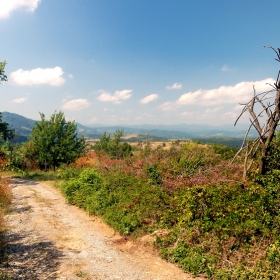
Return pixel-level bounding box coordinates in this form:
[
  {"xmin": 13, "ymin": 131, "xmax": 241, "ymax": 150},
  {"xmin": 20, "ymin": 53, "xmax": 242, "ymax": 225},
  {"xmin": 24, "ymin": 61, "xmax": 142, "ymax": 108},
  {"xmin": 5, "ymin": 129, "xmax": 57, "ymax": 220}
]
[{"xmin": 1, "ymin": 0, "xmax": 280, "ymax": 126}]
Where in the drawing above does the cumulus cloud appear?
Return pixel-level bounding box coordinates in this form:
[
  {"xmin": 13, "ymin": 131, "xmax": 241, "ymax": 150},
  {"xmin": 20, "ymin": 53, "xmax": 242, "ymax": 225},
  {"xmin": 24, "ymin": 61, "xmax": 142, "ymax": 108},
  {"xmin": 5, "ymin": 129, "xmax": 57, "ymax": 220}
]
[
  {"xmin": 166, "ymin": 83, "xmax": 182, "ymax": 90},
  {"xmin": 61, "ymin": 99, "xmax": 90, "ymax": 110},
  {"xmin": 139, "ymin": 94, "xmax": 159, "ymax": 104},
  {"xmin": 159, "ymin": 78, "xmax": 274, "ymax": 110},
  {"xmin": 12, "ymin": 97, "xmax": 27, "ymax": 103},
  {"xmin": 0, "ymin": 0, "xmax": 41, "ymax": 19},
  {"xmin": 96, "ymin": 89, "xmax": 132, "ymax": 104},
  {"xmin": 10, "ymin": 67, "xmax": 65, "ymax": 86}
]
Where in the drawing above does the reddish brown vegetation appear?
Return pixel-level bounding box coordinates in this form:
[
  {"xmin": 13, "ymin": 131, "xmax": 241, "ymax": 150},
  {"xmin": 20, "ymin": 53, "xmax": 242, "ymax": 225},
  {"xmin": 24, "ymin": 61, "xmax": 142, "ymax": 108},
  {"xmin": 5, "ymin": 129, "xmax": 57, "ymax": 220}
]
[{"xmin": 78, "ymin": 144, "xmax": 243, "ymax": 192}]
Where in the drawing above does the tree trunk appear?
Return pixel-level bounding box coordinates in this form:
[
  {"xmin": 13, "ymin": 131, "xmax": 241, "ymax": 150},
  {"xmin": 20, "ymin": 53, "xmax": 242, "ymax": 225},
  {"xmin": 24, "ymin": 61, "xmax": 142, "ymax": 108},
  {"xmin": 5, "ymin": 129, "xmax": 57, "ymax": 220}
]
[{"xmin": 259, "ymin": 144, "xmax": 268, "ymax": 175}]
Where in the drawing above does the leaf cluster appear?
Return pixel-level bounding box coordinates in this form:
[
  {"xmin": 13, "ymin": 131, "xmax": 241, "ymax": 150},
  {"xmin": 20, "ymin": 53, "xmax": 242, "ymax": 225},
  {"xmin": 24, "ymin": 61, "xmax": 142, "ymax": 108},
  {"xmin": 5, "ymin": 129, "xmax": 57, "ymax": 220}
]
[
  {"xmin": 94, "ymin": 129, "xmax": 132, "ymax": 159},
  {"xmin": 0, "ymin": 61, "xmax": 7, "ymax": 84},
  {"xmin": 31, "ymin": 111, "xmax": 86, "ymax": 170},
  {"xmin": 0, "ymin": 113, "xmax": 14, "ymax": 143}
]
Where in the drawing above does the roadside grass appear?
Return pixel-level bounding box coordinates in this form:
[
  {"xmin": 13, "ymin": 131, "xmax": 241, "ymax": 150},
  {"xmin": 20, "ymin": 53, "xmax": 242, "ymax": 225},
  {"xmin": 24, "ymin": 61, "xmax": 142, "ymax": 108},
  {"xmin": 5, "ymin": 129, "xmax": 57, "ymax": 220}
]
[
  {"xmin": 0, "ymin": 177, "xmax": 11, "ymax": 264},
  {"xmin": 15, "ymin": 170, "xmax": 58, "ymax": 181}
]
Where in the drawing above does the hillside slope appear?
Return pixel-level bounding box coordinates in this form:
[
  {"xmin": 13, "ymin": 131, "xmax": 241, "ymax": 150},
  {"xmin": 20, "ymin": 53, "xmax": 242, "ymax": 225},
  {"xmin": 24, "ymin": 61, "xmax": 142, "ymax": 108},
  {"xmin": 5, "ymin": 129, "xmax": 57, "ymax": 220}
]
[{"xmin": 1, "ymin": 111, "xmax": 255, "ymax": 143}]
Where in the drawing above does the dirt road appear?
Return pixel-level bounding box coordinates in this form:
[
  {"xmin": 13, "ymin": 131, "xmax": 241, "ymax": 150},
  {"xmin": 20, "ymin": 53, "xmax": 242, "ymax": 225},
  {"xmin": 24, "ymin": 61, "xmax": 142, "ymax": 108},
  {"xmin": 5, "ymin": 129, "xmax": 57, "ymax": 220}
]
[{"xmin": 1, "ymin": 178, "xmax": 204, "ymax": 280}]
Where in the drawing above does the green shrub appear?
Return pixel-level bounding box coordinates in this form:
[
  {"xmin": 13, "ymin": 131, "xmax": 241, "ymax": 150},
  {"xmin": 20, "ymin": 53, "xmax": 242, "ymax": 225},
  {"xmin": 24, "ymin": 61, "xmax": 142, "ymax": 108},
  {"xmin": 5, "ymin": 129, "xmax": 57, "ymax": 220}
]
[
  {"xmin": 155, "ymin": 180, "xmax": 280, "ymax": 278},
  {"xmin": 58, "ymin": 143, "xmax": 280, "ymax": 278},
  {"xmin": 61, "ymin": 166, "xmax": 171, "ymax": 236}
]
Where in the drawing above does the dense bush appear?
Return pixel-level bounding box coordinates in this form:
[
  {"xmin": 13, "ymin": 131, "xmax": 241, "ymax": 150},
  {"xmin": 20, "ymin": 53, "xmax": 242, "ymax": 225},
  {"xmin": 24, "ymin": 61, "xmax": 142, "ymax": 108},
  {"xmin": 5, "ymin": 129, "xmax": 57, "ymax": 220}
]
[
  {"xmin": 94, "ymin": 130, "xmax": 132, "ymax": 159},
  {"xmin": 61, "ymin": 167, "xmax": 169, "ymax": 235},
  {"xmin": 155, "ymin": 181, "xmax": 280, "ymax": 278}
]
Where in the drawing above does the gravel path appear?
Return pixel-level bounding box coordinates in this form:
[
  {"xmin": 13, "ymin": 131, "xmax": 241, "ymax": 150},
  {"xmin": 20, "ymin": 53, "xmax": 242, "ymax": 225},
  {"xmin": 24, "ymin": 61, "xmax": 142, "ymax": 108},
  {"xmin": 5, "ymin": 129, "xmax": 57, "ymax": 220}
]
[{"xmin": 0, "ymin": 178, "xmax": 204, "ymax": 280}]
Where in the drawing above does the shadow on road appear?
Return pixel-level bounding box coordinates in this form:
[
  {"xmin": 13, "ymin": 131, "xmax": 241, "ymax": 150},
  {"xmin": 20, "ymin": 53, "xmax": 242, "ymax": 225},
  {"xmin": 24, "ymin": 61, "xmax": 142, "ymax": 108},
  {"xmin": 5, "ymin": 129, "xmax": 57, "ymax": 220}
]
[
  {"xmin": 0, "ymin": 232, "xmax": 64, "ymax": 280},
  {"xmin": 10, "ymin": 178, "xmax": 39, "ymax": 186}
]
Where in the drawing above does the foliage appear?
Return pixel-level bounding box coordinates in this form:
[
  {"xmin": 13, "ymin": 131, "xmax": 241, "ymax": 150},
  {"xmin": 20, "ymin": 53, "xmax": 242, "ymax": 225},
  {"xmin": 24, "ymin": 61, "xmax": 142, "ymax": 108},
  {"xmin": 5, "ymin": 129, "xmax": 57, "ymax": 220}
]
[
  {"xmin": 212, "ymin": 144, "xmax": 238, "ymax": 160},
  {"xmin": 0, "ymin": 62, "xmax": 7, "ymax": 84},
  {"xmin": 55, "ymin": 142, "xmax": 280, "ymax": 278},
  {"xmin": 94, "ymin": 130, "xmax": 132, "ymax": 159},
  {"xmin": 155, "ymin": 179, "xmax": 280, "ymax": 277},
  {"xmin": 193, "ymin": 137, "xmax": 245, "ymax": 148},
  {"xmin": 31, "ymin": 111, "xmax": 86, "ymax": 171},
  {"xmin": 0, "ymin": 113, "xmax": 14, "ymax": 143},
  {"xmin": 60, "ymin": 167, "xmax": 169, "ymax": 236},
  {"xmin": 264, "ymin": 131, "xmax": 280, "ymax": 171}
]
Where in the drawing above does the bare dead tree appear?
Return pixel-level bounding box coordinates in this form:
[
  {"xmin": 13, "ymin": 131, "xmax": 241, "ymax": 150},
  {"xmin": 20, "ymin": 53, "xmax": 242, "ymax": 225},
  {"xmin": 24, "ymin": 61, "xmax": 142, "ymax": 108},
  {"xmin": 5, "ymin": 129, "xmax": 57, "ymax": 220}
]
[{"xmin": 233, "ymin": 46, "xmax": 280, "ymax": 179}]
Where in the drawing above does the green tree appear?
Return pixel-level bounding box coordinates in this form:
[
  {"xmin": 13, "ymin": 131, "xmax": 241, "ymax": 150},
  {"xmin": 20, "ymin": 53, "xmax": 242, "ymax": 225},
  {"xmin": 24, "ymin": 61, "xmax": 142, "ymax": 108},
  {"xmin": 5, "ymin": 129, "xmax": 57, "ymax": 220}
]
[
  {"xmin": 0, "ymin": 61, "xmax": 7, "ymax": 83},
  {"xmin": 31, "ymin": 111, "xmax": 86, "ymax": 171},
  {"xmin": 94, "ymin": 129, "xmax": 132, "ymax": 158},
  {"xmin": 0, "ymin": 112, "xmax": 15, "ymax": 142},
  {"xmin": 0, "ymin": 62, "xmax": 13, "ymax": 141}
]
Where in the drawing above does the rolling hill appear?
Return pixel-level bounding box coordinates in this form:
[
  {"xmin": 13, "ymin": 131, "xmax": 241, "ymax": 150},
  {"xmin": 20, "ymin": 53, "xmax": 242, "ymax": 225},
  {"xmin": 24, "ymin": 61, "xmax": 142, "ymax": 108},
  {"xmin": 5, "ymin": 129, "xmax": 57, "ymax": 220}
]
[{"xmin": 1, "ymin": 111, "xmax": 255, "ymax": 147}]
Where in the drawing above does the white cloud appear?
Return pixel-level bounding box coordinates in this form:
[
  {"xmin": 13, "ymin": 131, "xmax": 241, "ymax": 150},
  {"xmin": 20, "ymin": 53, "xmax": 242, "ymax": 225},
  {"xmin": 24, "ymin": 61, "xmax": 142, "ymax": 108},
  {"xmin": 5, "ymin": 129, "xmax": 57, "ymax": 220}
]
[
  {"xmin": 10, "ymin": 67, "xmax": 65, "ymax": 86},
  {"xmin": 166, "ymin": 83, "xmax": 182, "ymax": 90},
  {"xmin": 61, "ymin": 99, "xmax": 90, "ymax": 110},
  {"xmin": 159, "ymin": 78, "xmax": 274, "ymax": 110},
  {"xmin": 12, "ymin": 97, "xmax": 27, "ymax": 103},
  {"xmin": 222, "ymin": 65, "xmax": 230, "ymax": 72},
  {"xmin": 181, "ymin": 111, "xmax": 194, "ymax": 117},
  {"xmin": 139, "ymin": 94, "xmax": 159, "ymax": 104},
  {"xmin": 68, "ymin": 74, "xmax": 73, "ymax": 79},
  {"xmin": 234, "ymin": 104, "xmax": 244, "ymax": 111},
  {"xmin": 205, "ymin": 107, "xmax": 221, "ymax": 113},
  {"xmin": 158, "ymin": 101, "xmax": 176, "ymax": 111},
  {"xmin": 0, "ymin": 0, "xmax": 41, "ymax": 19},
  {"xmin": 96, "ymin": 89, "xmax": 132, "ymax": 104},
  {"xmin": 223, "ymin": 111, "xmax": 238, "ymax": 119}
]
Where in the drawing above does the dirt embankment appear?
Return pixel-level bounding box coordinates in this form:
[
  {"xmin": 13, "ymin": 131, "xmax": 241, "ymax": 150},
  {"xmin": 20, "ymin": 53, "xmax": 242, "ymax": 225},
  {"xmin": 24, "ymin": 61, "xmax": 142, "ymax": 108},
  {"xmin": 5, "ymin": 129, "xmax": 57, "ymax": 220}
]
[{"xmin": 0, "ymin": 178, "xmax": 204, "ymax": 280}]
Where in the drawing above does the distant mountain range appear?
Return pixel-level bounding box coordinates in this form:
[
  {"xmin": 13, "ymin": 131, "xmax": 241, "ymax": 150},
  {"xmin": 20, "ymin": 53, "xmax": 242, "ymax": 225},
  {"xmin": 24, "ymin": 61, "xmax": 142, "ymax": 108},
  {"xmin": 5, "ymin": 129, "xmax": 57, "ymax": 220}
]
[{"xmin": 2, "ymin": 111, "xmax": 256, "ymax": 143}]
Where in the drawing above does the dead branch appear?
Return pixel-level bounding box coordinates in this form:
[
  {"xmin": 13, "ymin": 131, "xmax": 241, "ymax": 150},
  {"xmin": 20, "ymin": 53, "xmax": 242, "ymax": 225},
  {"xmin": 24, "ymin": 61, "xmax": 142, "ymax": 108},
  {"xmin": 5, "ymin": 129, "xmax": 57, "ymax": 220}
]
[{"xmin": 233, "ymin": 46, "xmax": 280, "ymax": 178}]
